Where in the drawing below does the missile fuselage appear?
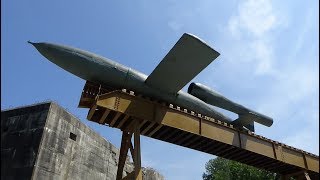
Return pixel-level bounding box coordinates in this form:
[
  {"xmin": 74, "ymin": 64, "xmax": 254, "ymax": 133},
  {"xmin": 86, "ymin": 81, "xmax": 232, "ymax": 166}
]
[{"xmin": 30, "ymin": 42, "xmax": 233, "ymax": 123}]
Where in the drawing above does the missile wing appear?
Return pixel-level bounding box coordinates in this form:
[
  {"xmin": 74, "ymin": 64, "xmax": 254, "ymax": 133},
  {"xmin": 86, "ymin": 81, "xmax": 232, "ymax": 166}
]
[{"xmin": 145, "ymin": 33, "xmax": 220, "ymax": 94}]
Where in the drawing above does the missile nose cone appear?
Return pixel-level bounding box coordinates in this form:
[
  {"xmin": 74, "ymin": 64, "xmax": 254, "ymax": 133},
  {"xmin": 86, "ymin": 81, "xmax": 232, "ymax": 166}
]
[
  {"xmin": 28, "ymin": 41, "xmax": 40, "ymax": 46},
  {"xmin": 28, "ymin": 41, "xmax": 42, "ymax": 50},
  {"xmin": 27, "ymin": 41, "xmax": 36, "ymax": 47},
  {"xmin": 28, "ymin": 41, "xmax": 80, "ymax": 74},
  {"xmin": 28, "ymin": 41, "xmax": 59, "ymax": 63}
]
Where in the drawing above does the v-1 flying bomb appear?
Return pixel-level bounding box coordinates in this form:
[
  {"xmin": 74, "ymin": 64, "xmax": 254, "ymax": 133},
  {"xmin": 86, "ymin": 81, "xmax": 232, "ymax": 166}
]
[{"xmin": 29, "ymin": 33, "xmax": 273, "ymax": 131}]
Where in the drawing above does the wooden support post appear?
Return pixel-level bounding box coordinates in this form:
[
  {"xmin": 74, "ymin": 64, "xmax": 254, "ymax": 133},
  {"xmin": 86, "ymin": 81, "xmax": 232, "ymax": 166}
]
[
  {"xmin": 116, "ymin": 131, "xmax": 133, "ymax": 180},
  {"xmin": 134, "ymin": 124, "xmax": 143, "ymax": 180},
  {"xmin": 129, "ymin": 142, "xmax": 135, "ymax": 163},
  {"xmin": 116, "ymin": 120, "xmax": 143, "ymax": 180}
]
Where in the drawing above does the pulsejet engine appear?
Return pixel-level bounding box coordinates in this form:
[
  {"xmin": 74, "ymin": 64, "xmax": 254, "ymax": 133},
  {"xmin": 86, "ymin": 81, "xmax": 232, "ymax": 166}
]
[{"xmin": 188, "ymin": 83, "xmax": 272, "ymax": 131}]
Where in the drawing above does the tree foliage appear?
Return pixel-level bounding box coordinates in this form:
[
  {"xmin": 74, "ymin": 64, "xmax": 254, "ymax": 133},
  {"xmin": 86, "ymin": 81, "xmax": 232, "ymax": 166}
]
[{"xmin": 203, "ymin": 157, "xmax": 278, "ymax": 180}]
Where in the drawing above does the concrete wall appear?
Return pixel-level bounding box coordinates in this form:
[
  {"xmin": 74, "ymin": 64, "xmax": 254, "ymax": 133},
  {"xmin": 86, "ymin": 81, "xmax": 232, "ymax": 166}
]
[
  {"xmin": 1, "ymin": 102, "xmax": 164, "ymax": 180},
  {"xmin": 1, "ymin": 103, "xmax": 50, "ymax": 180}
]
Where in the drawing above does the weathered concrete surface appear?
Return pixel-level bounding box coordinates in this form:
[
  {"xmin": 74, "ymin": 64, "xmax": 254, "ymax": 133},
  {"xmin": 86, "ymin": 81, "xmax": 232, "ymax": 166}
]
[
  {"xmin": 1, "ymin": 102, "xmax": 164, "ymax": 180},
  {"xmin": 1, "ymin": 103, "xmax": 50, "ymax": 180}
]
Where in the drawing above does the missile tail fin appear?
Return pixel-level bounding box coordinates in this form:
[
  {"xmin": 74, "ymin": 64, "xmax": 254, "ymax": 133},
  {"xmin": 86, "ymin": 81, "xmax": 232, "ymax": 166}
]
[
  {"xmin": 232, "ymin": 113, "xmax": 256, "ymax": 132},
  {"xmin": 244, "ymin": 121, "xmax": 254, "ymax": 132}
]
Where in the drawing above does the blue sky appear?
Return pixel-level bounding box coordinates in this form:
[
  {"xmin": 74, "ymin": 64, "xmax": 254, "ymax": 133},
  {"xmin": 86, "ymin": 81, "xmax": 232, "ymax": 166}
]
[{"xmin": 2, "ymin": 1, "xmax": 319, "ymax": 179}]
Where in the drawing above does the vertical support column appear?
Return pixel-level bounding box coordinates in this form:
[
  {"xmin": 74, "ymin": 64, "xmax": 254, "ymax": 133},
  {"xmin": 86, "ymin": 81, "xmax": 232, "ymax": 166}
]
[
  {"xmin": 116, "ymin": 121, "xmax": 143, "ymax": 180},
  {"xmin": 116, "ymin": 131, "xmax": 133, "ymax": 180},
  {"xmin": 134, "ymin": 124, "xmax": 143, "ymax": 180}
]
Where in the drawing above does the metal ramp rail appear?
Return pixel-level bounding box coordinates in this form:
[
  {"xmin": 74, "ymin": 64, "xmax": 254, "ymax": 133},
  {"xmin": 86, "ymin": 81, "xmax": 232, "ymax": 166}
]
[{"xmin": 78, "ymin": 81, "xmax": 319, "ymax": 180}]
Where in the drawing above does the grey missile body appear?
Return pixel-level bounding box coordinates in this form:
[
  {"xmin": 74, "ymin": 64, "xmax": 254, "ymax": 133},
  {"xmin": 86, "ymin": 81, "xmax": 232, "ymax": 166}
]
[
  {"xmin": 29, "ymin": 33, "xmax": 273, "ymax": 131},
  {"xmin": 28, "ymin": 40, "xmax": 233, "ymax": 124}
]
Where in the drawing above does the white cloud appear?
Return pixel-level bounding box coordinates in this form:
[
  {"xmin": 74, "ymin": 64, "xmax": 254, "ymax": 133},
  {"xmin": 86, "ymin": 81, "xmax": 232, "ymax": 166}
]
[
  {"xmin": 226, "ymin": 0, "xmax": 281, "ymax": 75},
  {"xmin": 249, "ymin": 40, "xmax": 275, "ymax": 75},
  {"xmin": 219, "ymin": 0, "xmax": 319, "ymax": 155},
  {"xmin": 232, "ymin": 0, "xmax": 276, "ymax": 37}
]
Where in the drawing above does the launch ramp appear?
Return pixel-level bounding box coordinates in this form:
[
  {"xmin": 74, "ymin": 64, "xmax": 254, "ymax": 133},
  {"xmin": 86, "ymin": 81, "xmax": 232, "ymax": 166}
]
[{"xmin": 79, "ymin": 81, "xmax": 319, "ymax": 180}]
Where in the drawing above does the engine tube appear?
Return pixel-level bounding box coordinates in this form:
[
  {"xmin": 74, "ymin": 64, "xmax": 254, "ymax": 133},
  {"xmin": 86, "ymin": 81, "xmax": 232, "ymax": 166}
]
[{"xmin": 188, "ymin": 82, "xmax": 273, "ymax": 127}]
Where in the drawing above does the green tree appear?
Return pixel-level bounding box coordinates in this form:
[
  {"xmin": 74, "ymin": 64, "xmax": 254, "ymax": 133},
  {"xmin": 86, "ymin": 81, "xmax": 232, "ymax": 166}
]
[{"xmin": 203, "ymin": 157, "xmax": 278, "ymax": 180}]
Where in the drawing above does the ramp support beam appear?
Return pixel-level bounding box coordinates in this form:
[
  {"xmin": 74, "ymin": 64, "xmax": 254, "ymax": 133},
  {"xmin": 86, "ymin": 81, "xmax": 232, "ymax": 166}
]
[{"xmin": 116, "ymin": 121, "xmax": 142, "ymax": 180}]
